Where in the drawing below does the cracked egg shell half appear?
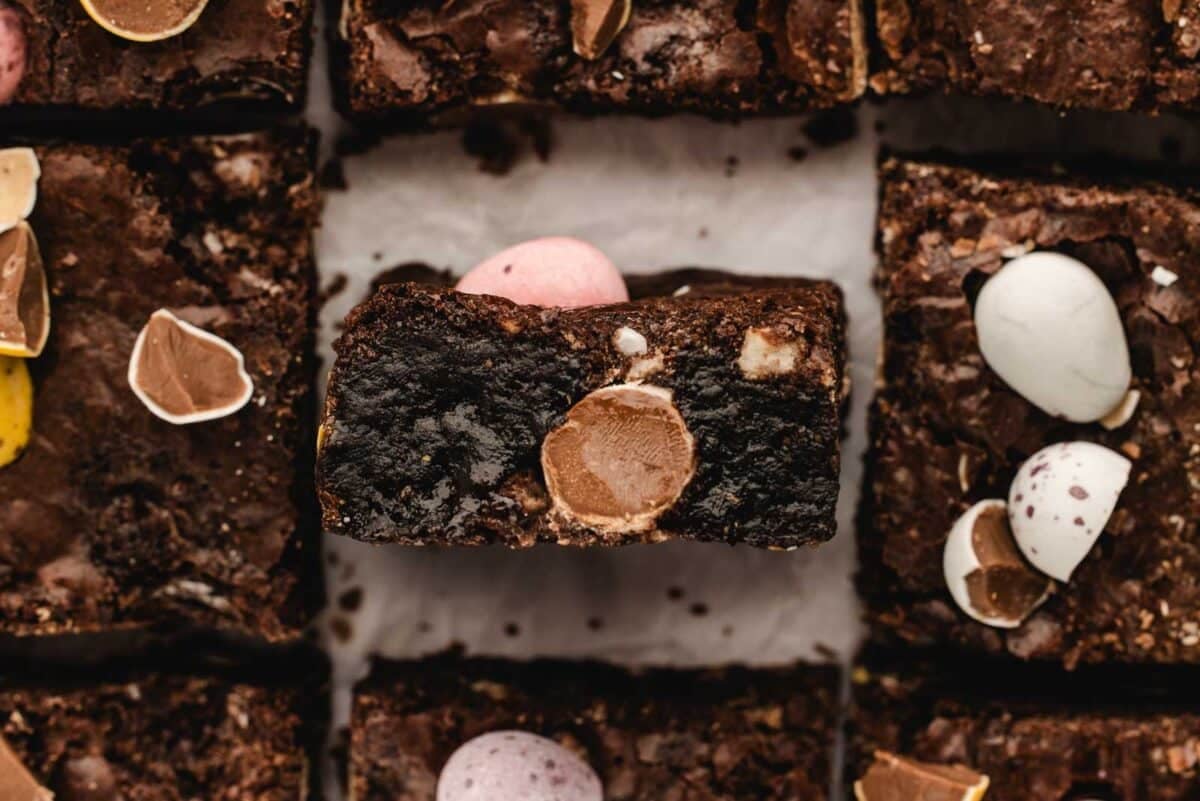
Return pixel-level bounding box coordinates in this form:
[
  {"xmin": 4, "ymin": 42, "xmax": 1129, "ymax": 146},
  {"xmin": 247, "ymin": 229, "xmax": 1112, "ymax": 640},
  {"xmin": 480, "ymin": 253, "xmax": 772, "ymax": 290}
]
[
  {"xmin": 943, "ymin": 499, "xmax": 1053, "ymax": 629},
  {"xmin": 974, "ymin": 251, "xmax": 1131, "ymax": 423},
  {"xmin": 1008, "ymin": 441, "xmax": 1132, "ymax": 582}
]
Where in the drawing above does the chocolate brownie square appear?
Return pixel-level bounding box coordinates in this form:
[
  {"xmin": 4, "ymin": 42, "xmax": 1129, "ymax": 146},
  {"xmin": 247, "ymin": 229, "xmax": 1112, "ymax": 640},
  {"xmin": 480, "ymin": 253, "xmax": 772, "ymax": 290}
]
[
  {"xmin": 318, "ymin": 270, "xmax": 847, "ymax": 548},
  {"xmin": 0, "ymin": 127, "xmax": 321, "ymax": 642},
  {"xmin": 331, "ymin": 0, "xmax": 867, "ymax": 125},
  {"xmin": 871, "ymin": 0, "xmax": 1200, "ymax": 113},
  {"xmin": 0, "ymin": 671, "xmax": 316, "ymax": 801},
  {"xmin": 1, "ymin": 0, "xmax": 313, "ymax": 112},
  {"xmin": 849, "ymin": 654, "xmax": 1200, "ymax": 801},
  {"xmin": 860, "ymin": 155, "xmax": 1200, "ymax": 666},
  {"xmin": 352, "ymin": 651, "xmax": 839, "ymax": 801}
]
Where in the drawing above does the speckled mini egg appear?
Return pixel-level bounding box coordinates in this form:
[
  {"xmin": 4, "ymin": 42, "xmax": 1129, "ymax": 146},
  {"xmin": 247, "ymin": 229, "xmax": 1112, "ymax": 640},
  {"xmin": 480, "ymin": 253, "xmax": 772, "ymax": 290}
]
[
  {"xmin": 974, "ymin": 251, "xmax": 1131, "ymax": 423},
  {"xmin": 436, "ymin": 730, "xmax": 603, "ymax": 801},
  {"xmin": 1008, "ymin": 441, "xmax": 1132, "ymax": 582}
]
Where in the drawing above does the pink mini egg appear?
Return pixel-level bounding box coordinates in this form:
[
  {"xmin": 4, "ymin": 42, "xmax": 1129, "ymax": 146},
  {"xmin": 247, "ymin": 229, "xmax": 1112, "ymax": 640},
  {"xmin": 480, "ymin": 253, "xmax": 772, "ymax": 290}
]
[
  {"xmin": 456, "ymin": 237, "xmax": 628, "ymax": 308},
  {"xmin": 0, "ymin": 3, "xmax": 26, "ymax": 106}
]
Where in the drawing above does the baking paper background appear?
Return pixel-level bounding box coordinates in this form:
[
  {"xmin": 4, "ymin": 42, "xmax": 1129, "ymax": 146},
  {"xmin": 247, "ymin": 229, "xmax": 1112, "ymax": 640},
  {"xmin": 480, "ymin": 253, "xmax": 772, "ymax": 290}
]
[{"xmin": 305, "ymin": 20, "xmax": 1200, "ymax": 798}]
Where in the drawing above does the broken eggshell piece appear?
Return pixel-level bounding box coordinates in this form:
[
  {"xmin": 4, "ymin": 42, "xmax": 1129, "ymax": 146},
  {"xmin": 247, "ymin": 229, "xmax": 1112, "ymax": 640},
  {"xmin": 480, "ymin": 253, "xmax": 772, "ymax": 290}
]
[
  {"xmin": 974, "ymin": 251, "xmax": 1131, "ymax": 423},
  {"xmin": 436, "ymin": 730, "xmax": 603, "ymax": 801},
  {"xmin": 0, "ymin": 147, "xmax": 39, "ymax": 234},
  {"xmin": 1008, "ymin": 441, "xmax": 1132, "ymax": 582},
  {"xmin": 128, "ymin": 309, "xmax": 253, "ymax": 425},
  {"xmin": 943, "ymin": 499, "xmax": 1053, "ymax": 628},
  {"xmin": 541, "ymin": 383, "xmax": 695, "ymax": 533},
  {"xmin": 0, "ymin": 222, "xmax": 50, "ymax": 358}
]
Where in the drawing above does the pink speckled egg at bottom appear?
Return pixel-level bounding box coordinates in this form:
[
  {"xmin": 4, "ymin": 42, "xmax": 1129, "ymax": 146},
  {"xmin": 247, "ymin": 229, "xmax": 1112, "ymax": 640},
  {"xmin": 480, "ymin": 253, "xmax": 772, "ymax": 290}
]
[
  {"xmin": 436, "ymin": 730, "xmax": 603, "ymax": 801},
  {"xmin": 455, "ymin": 237, "xmax": 629, "ymax": 308},
  {"xmin": 0, "ymin": 3, "xmax": 26, "ymax": 106}
]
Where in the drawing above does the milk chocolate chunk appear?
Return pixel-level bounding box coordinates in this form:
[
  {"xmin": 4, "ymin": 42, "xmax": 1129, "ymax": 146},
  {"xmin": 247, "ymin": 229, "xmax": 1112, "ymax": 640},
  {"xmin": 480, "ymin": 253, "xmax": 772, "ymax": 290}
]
[
  {"xmin": 0, "ymin": 148, "xmax": 38, "ymax": 234},
  {"xmin": 128, "ymin": 309, "xmax": 253, "ymax": 425},
  {"xmin": 0, "ymin": 223, "xmax": 49, "ymax": 359},
  {"xmin": 570, "ymin": 0, "xmax": 632, "ymax": 60},
  {"xmin": 0, "ymin": 734, "xmax": 52, "ymax": 801},
  {"xmin": 77, "ymin": 0, "xmax": 209, "ymax": 42},
  {"xmin": 855, "ymin": 751, "xmax": 989, "ymax": 801},
  {"xmin": 542, "ymin": 383, "xmax": 695, "ymax": 533}
]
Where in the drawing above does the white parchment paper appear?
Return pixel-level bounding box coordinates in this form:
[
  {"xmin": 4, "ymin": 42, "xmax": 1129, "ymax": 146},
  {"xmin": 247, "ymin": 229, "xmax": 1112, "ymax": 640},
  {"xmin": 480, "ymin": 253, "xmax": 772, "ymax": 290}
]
[{"xmin": 304, "ymin": 18, "xmax": 1200, "ymax": 798}]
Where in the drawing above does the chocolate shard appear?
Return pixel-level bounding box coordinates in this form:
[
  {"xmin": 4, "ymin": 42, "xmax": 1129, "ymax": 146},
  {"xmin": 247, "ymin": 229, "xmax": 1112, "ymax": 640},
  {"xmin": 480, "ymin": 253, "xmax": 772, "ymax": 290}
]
[
  {"xmin": 854, "ymin": 751, "xmax": 989, "ymax": 801},
  {"xmin": 0, "ymin": 734, "xmax": 52, "ymax": 801}
]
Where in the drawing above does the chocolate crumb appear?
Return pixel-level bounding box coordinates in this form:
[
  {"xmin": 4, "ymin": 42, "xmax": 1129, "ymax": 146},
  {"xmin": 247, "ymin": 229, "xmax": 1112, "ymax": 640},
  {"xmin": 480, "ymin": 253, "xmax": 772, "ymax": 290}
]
[
  {"xmin": 787, "ymin": 146, "xmax": 808, "ymax": 162},
  {"xmin": 337, "ymin": 587, "xmax": 364, "ymax": 612},
  {"xmin": 503, "ymin": 622, "xmax": 521, "ymax": 637},
  {"xmin": 689, "ymin": 602, "xmax": 709, "ymax": 617},
  {"xmin": 724, "ymin": 155, "xmax": 739, "ymax": 177},
  {"xmin": 802, "ymin": 107, "xmax": 858, "ymax": 148},
  {"xmin": 586, "ymin": 617, "xmax": 604, "ymax": 631},
  {"xmin": 330, "ymin": 616, "xmax": 353, "ymax": 642},
  {"xmin": 318, "ymin": 158, "xmax": 348, "ymax": 190},
  {"xmin": 667, "ymin": 586, "xmax": 684, "ymax": 601},
  {"xmin": 319, "ymin": 273, "xmax": 349, "ymax": 306}
]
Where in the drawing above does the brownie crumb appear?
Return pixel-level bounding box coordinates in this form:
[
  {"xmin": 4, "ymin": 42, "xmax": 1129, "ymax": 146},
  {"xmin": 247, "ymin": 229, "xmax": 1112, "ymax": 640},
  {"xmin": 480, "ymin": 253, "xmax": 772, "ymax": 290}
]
[
  {"xmin": 335, "ymin": 130, "xmax": 384, "ymax": 159},
  {"xmin": 802, "ymin": 107, "xmax": 859, "ymax": 148},
  {"xmin": 787, "ymin": 146, "xmax": 809, "ymax": 162},
  {"xmin": 503, "ymin": 622, "xmax": 521, "ymax": 637},
  {"xmin": 586, "ymin": 617, "xmax": 604, "ymax": 631},
  {"xmin": 667, "ymin": 586, "xmax": 685, "ymax": 601},
  {"xmin": 319, "ymin": 158, "xmax": 348, "ymax": 190},
  {"xmin": 417, "ymin": 621, "xmax": 432, "ymax": 634},
  {"xmin": 462, "ymin": 119, "xmax": 520, "ymax": 175},
  {"xmin": 721, "ymin": 625, "xmax": 734, "ymax": 637},
  {"xmin": 338, "ymin": 587, "xmax": 364, "ymax": 612},
  {"xmin": 689, "ymin": 603, "xmax": 709, "ymax": 617},
  {"xmin": 319, "ymin": 273, "xmax": 349, "ymax": 306},
  {"xmin": 330, "ymin": 616, "xmax": 353, "ymax": 642},
  {"xmin": 724, "ymin": 155, "xmax": 739, "ymax": 177}
]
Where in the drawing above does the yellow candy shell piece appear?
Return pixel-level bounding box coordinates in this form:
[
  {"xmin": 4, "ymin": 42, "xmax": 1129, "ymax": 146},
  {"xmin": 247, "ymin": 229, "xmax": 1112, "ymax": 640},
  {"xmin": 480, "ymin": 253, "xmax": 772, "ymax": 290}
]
[{"xmin": 0, "ymin": 355, "xmax": 32, "ymax": 468}]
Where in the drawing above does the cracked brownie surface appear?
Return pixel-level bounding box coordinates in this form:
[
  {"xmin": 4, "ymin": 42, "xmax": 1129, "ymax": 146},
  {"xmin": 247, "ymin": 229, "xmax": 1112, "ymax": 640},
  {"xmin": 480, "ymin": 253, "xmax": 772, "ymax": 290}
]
[
  {"xmin": 332, "ymin": 0, "xmax": 866, "ymax": 123},
  {"xmin": 849, "ymin": 655, "xmax": 1200, "ymax": 800},
  {"xmin": 1, "ymin": 673, "xmax": 312, "ymax": 801},
  {"xmin": 872, "ymin": 0, "xmax": 1200, "ymax": 113},
  {"xmin": 352, "ymin": 652, "xmax": 839, "ymax": 801},
  {"xmin": 860, "ymin": 156, "xmax": 1200, "ymax": 667},
  {"xmin": 0, "ymin": 128, "xmax": 320, "ymax": 641},
  {"xmin": 3, "ymin": 0, "xmax": 312, "ymax": 112}
]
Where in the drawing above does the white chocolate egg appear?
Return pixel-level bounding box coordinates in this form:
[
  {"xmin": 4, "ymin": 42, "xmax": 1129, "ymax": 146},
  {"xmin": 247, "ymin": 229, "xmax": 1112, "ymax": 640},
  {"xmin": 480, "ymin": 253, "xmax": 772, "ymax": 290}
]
[
  {"xmin": 974, "ymin": 252, "xmax": 1131, "ymax": 423},
  {"xmin": 1008, "ymin": 441, "xmax": 1131, "ymax": 582}
]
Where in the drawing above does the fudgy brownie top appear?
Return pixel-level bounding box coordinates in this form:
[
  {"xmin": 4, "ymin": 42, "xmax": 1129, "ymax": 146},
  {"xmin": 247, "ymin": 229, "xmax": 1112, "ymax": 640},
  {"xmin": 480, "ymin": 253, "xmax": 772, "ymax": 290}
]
[
  {"xmin": 850, "ymin": 655, "xmax": 1200, "ymax": 801},
  {"xmin": 0, "ymin": 674, "xmax": 310, "ymax": 801},
  {"xmin": 872, "ymin": 0, "xmax": 1200, "ymax": 112},
  {"xmin": 3, "ymin": 0, "xmax": 312, "ymax": 111},
  {"xmin": 352, "ymin": 652, "xmax": 839, "ymax": 801},
  {"xmin": 861, "ymin": 156, "xmax": 1200, "ymax": 666},
  {"xmin": 319, "ymin": 277, "xmax": 845, "ymax": 548},
  {"xmin": 0, "ymin": 129, "xmax": 320, "ymax": 641},
  {"xmin": 334, "ymin": 0, "xmax": 866, "ymax": 122}
]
